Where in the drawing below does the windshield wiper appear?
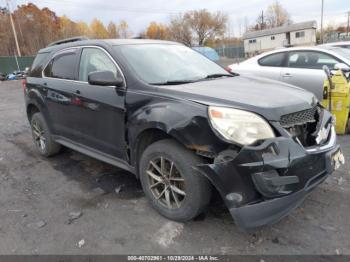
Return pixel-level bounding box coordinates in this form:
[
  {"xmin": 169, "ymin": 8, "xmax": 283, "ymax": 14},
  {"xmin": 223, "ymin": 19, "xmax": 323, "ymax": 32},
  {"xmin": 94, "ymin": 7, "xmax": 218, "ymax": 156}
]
[
  {"xmin": 204, "ymin": 73, "xmax": 233, "ymax": 79},
  {"xmin": 150, "ymin": 80, "xmax": 197, "ymax": 85}
]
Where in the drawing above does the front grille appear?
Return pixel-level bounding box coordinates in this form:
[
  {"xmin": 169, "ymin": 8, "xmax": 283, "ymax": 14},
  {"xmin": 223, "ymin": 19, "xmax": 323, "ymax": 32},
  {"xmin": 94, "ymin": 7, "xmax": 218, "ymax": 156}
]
[{"xmin": 280, "ymin": 106, "xmax": 318, "ymax": 128}]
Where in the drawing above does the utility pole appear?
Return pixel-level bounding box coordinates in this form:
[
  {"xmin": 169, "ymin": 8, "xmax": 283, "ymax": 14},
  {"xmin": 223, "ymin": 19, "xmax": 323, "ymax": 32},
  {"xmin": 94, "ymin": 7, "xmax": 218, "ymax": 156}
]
[
  {"xmin": 347, "ymin": 11, "xmax": 350, "ymax": 37},
  {"xmin": 320, "ymin": 0, "xmax": 324, "ymax": 44},
  {"xmin": 261, "ymin": 10, "xmax": 264, "ymax": 30},
  {"xmin": 6, "ymin": 0, "xmax": 21, "ymax": 57}
]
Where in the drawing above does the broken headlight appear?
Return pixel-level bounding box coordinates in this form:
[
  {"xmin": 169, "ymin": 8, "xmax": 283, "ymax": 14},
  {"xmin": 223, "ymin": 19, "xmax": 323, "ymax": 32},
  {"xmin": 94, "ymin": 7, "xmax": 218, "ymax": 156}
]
[{"xmin": 208, "ymin": 106, "xmax": 275, "ymax": 145}]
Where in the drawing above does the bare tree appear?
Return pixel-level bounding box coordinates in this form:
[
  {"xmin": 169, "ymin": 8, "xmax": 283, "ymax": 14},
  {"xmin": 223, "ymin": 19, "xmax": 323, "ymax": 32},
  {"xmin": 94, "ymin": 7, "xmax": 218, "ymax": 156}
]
[
  {"xmin": 169, "ymin": 9, "xmax": 227, "ymax": 46},
  {"xmin": 168, "ymin": 14, "xmax": 193, "ymax": 46},
  {"xmin": 265, "ymin": 1, "xmax": 292, "ymax": 28}
]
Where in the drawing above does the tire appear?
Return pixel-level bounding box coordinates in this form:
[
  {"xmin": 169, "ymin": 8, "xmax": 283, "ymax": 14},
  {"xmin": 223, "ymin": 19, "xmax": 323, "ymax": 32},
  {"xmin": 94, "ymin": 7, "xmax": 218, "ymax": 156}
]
[
  {"xmin": 30, "ymin": 112, "xmax": 61, "ymax": 157},
  {"xmin": 139, "ymin": 139, "xmax": 212, "ymax": 221}
]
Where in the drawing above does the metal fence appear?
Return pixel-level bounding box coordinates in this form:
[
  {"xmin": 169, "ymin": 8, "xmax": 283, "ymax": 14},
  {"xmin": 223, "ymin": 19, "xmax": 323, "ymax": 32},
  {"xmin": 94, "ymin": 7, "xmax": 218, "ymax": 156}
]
[
  {"xmin": 214, "ymin": 45, "xmax": 245, "ymax": 67},
  {"xmin": 0, "ymin": 56, "xmax": 35, "ymax": 74}
]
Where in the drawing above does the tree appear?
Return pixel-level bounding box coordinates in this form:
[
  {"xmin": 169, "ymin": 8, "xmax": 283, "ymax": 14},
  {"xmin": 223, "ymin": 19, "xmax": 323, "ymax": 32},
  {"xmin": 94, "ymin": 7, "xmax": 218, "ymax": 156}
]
[
  {"xmin": 59, "ymin": 15, "xmax": 79, "ymax": 38},
  {"xmin": 146, "ymin": 22, "xmax": 169, "ymax": 39},
  {"xmin": 118, "ymin": 20, "xmax": 132, "ymax": 38},
  {"xmin": 186, "ymin": 9, "xmax": 227, "ymax": 46},
  {"xmin": 107, "ymin": 21, "xmax": 118, "ymax": 38},
  {"xmin": 265, "ymin": 1, "xmax": 292, "ymax": 28},
  {"xmin": 90, "ymin": 18, "xmax": 109, "ymax": 39},
  {"xmin": 76, "ymin": 21, "xmax": 90, "ymax": 36},
  {"xmin": 168, "ymin": 14, "xmax": 193, "ymax": 46},
  {"xmin": 168, "ymin": 9, "xmax": 227, "ymax": 46}
]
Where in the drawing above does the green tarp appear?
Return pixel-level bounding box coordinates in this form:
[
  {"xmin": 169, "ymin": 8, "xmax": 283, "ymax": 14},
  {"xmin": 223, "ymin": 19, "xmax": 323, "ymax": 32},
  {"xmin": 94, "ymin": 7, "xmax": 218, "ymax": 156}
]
[{"xmin": 0, "ymin": 56, "xmax": 35, "ymax": 74}]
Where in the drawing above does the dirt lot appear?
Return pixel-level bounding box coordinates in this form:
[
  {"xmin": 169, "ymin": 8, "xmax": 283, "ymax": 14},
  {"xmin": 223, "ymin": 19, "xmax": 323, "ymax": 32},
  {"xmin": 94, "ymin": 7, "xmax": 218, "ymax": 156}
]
[{"xmin": 0, "ymin": 80, "xmax": 349, "ymax": 255}]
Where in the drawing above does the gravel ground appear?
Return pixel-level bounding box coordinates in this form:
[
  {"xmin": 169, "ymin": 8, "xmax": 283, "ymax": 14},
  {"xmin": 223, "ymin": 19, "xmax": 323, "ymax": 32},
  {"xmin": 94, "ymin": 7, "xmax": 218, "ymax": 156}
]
[{"xmin": 0, "ymin": 80, "xmax": 349, "ymax": 255}]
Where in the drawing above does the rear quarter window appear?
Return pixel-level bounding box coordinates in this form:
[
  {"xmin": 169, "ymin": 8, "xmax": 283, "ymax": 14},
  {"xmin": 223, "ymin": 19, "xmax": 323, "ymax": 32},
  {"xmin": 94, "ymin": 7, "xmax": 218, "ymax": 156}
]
[{"xmin": 29, "ymin": 52, "xmax": 50, "ymax": 77}]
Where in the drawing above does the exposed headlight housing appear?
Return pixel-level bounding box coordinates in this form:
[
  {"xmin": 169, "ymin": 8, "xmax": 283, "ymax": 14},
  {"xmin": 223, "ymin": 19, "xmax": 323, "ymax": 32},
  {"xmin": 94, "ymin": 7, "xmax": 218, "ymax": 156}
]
[{"xmin": 208, "ymin": 106, "xmax": 275, "ymax": 145}]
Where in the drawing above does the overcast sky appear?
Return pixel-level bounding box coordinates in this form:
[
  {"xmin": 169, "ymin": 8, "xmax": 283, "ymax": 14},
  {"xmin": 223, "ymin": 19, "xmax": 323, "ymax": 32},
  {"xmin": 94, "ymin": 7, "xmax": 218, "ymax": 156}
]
[{"xmin": 10, "ymin": 0, "xmax": 350, "ymax": 36}]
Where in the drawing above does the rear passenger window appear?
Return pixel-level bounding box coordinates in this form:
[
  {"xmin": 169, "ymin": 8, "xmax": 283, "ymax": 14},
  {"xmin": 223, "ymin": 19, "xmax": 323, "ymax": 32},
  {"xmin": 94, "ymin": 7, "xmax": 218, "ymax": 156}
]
[
  {"xmin": 258, "ymin": 53, "xmax": 285, "ymax": 67},
  {"xmin": 288, "ymin": 51, "xmax": 340, "ymax": 69},
  {"xmin": 44, "ymin": 51, "xmax": 78, "ymax": 80}
]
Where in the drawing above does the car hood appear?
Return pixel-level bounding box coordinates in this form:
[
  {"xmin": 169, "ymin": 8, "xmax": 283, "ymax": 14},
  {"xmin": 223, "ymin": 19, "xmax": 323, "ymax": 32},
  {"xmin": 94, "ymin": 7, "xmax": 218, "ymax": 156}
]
[{"xmin": 160, "ymin": 75, "xmax": 317, "ymax": 121}]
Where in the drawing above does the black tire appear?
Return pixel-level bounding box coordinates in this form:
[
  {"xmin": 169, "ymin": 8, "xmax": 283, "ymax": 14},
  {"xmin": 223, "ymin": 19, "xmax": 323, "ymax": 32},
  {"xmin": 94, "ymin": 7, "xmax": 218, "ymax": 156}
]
[
  {"xmin": 139, "ymin": 139, "xmax": 212, "ymax": 221},
  {"xmin": 30, "ymin": 112, "xmax": 61, "ymax": 157}
]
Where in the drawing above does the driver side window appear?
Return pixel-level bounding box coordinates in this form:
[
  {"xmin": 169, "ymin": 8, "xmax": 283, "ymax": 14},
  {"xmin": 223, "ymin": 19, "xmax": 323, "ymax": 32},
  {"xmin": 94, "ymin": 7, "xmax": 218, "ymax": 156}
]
[{"xmin": 79, "ymin": 47, "xmax": 120, "ymax": 82}]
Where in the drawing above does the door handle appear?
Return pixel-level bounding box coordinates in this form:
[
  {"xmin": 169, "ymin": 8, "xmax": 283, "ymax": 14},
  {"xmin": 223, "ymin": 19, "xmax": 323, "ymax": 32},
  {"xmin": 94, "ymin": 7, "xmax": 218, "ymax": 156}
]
[
  {"xmin": 282, "ymin": 73, "xmax": 292, "ymax": 78},
  {"xmin": 75, "ymin": 90, "xmax": 81, "ymax": 95}
]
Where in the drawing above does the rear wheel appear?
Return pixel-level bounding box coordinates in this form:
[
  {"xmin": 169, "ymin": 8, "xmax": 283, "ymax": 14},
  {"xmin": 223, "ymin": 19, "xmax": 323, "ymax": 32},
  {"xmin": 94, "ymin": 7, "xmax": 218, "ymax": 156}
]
[
  {"xmin": 31, "ymin": 112, "xmax": 61, "ymax": 157},
  {"xmin": 139, "ymin": 139, "xmax": 212, "ymax": 221}
]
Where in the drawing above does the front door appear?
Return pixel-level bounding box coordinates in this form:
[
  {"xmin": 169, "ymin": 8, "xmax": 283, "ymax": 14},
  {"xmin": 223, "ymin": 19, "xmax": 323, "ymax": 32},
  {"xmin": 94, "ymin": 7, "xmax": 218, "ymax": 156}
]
[{"xmin": 70, "ymin": 47, "xmax": 127, "ymax": 160}]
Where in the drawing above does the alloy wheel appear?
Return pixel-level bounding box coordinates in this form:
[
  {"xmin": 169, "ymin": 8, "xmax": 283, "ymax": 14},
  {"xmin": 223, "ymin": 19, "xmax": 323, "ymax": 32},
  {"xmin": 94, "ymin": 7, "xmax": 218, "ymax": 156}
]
[
  {"xmin": 32, "ymin": 120, "xmax": 46, "ymax": 152},
  {"xmin": 146, "ymin": 157, "xmax": 186, "ymax": 209}
]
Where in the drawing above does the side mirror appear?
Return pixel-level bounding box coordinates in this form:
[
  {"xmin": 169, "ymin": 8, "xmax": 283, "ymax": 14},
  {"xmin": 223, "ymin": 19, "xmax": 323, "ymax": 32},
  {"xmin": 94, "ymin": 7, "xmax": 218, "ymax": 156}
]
[
  {"xmin": 88, "ymin": 70, "xmax": 124, "ymax": 87},
  {"xmin": 334, "ymin": 63, "xmax": 350, "ymax": 72}
]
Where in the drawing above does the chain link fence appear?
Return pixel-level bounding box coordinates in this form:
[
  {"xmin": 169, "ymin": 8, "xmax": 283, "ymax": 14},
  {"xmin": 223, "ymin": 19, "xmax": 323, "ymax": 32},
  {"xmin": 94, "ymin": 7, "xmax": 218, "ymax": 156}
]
[{"xmin": 0, "ymin": 56, "xmax": 35, "ymax": 74}]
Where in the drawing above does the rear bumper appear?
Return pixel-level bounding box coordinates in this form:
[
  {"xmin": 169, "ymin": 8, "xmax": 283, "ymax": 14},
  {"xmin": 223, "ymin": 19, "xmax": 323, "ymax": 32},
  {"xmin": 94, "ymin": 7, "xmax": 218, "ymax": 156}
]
[{"xmin": 195, "ymin": 126, "xmax": 343, "ymax": 230}]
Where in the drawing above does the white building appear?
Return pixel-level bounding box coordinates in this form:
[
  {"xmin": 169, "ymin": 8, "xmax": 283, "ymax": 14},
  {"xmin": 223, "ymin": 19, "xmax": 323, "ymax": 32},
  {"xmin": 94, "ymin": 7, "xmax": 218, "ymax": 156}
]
[{"xmin": 243, "ymin": 21, "xmax": 317, "ymax": 57}]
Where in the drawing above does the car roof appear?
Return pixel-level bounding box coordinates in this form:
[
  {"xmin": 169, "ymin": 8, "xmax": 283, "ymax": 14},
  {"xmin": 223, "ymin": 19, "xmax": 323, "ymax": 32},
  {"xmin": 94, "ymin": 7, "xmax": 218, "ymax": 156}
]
[
  {"xmin": 318, "ymin": 41, "xmax": 350, "ymax": 46},
  {"xmin": 248, "ymin": 46, "xmax": 344, "ymax": 59},
  {"xmin": 38, "ymin": 38, "xmax": 180, "ymax": 53}
]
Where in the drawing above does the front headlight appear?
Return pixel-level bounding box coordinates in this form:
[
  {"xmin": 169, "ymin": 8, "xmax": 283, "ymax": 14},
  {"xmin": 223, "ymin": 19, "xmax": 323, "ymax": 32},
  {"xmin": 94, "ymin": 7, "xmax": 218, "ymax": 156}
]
[{"xmin": 208, "ymin": 106, "xmax": 275, "ymax": 145}]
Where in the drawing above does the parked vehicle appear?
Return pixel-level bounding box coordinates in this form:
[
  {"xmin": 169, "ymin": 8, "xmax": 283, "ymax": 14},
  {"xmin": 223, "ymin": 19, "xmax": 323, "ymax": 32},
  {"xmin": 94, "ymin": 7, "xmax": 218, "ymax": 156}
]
[
  {"xmin": 319, "ymin": 41, "xmax": 350, "ymax": 49},
  {"xmin": 0, "ymin": 72, "xmax": 5, "ymax": 81},
  {"xmin": 228, "ymin": 46, "xmax": 350, "ymax": 100},
  {"xmin": 24, "ymin": 37, "xmax": 344, "ymax": 230},
  {"xmin": 6, "ymin": 73, "xmax": 16, "ymax": 80}
]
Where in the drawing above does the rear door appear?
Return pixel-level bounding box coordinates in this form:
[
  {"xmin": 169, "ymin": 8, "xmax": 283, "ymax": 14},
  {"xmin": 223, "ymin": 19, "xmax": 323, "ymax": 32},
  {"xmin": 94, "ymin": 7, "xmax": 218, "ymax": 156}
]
[
  {"xmin": 43, "ymin": 48, "xmax": 80, "ymax": 141},
  {"xmin": 70, "ymin": 46, "xmax": 127, "ymax": 160},
  {"xmin": 281, "ymin": 50, "xmax": 341, "ymax": 100}
]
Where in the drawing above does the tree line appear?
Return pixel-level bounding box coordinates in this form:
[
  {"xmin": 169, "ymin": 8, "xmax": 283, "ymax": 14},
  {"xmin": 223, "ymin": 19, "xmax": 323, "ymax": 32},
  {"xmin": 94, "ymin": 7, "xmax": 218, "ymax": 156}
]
[
  {"xmin": 0, "ymin": 3, "xmax": 132, "ymax": 56},
  {"xmin": 1, "ymin": 1, "xmax": 346, "ymax": 56}
]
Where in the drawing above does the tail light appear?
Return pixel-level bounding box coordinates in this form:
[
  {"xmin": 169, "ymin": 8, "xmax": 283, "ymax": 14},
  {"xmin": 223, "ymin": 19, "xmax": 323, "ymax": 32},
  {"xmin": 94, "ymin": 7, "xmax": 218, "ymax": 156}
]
[{"xmin": 22, "ymin": 79, "xmax": 27, "ymax": 94}]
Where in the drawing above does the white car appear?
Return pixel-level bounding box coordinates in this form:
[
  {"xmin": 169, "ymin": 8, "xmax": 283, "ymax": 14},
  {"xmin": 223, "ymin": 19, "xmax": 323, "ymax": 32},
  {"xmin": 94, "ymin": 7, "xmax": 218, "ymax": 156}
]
[
  {"xmin": 319, "ymin": 41, "xmax": 350, "ymax": 49},
  {"xmin": 228, "ymin": 46, "xmax": 350, "ymax": 100}
]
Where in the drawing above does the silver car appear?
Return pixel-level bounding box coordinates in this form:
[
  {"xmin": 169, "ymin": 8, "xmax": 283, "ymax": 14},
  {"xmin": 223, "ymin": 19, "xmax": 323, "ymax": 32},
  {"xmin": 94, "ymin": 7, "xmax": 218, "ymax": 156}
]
[{"xmin": 228, "ymin": 46, "xmax": 350, "ymax": 100}]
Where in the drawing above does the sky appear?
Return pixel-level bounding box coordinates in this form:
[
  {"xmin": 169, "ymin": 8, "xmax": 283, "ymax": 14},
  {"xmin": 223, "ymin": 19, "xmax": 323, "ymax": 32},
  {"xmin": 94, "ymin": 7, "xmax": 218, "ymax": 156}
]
[{"xmin": 8, "ymin": 0, "xmax": 350, "ymax": 37}]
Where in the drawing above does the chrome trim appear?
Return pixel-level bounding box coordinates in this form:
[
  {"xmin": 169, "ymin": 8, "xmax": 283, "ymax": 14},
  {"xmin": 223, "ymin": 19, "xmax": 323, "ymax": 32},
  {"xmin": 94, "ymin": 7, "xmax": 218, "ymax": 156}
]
[
  {"xmin": 306, "ymin": 125, "xmax": 336, "ymax": 153},
  {"xmin": 41, "ymin": 45, "xmax": 126, "ymax": 88}
]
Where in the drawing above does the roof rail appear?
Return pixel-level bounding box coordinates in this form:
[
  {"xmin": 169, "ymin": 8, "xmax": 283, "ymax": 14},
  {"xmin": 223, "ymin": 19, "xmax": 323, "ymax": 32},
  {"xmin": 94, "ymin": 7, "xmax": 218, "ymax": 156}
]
[{"xmin": 47, "ymin": 36, "xmax": 89, "ymax": 47}]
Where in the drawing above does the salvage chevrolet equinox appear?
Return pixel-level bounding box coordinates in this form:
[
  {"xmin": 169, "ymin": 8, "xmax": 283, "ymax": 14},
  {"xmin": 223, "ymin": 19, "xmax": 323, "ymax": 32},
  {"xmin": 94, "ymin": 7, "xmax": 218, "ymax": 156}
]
[{"xmin": 24, "ymin": 37, "xmax": 344, "ymax": 230}]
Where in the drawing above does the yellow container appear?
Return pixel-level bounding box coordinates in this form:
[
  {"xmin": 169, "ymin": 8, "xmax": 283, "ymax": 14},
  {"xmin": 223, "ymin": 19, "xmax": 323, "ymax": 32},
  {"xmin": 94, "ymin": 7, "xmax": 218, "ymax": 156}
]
[{"xmin": 322, "ymin": 70, "xmax": 350, "ymax": 134}]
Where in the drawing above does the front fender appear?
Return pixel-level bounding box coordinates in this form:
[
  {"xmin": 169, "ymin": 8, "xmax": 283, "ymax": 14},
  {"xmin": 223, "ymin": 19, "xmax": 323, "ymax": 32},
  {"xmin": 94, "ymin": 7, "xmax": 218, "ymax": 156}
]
[{"xmin": 127, "ymin": 97, "xmax": 228, "ymax": 162}]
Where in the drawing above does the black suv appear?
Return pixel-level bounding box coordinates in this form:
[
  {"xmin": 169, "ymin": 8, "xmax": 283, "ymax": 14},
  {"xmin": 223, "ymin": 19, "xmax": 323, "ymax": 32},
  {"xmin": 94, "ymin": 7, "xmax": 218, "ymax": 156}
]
[{"xmin": 24, "ymin": 37, "xmax": 344, "ymax": 230}]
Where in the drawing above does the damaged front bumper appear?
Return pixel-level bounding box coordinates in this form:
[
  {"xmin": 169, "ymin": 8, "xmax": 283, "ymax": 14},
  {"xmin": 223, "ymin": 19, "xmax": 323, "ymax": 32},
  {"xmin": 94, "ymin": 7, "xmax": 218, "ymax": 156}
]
[{"xmin": 195, "ymin": 125, "xmax": 344, "ymax": 230}]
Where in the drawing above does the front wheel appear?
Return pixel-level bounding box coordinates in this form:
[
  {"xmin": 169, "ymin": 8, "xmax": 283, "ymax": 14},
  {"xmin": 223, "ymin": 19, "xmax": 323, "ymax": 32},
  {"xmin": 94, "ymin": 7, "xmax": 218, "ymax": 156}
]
[{"xmin": 139, "ymin": 139, "xmax": 212, "ymax": 221}]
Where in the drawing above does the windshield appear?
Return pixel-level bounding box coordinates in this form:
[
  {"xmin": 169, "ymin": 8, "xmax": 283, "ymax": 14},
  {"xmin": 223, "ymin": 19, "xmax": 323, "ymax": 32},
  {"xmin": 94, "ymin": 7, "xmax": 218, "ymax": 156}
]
[{"xmin": 116, "ymin": 44, "xmax": 229, "ymax": 84}]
